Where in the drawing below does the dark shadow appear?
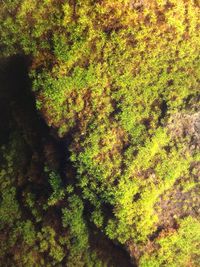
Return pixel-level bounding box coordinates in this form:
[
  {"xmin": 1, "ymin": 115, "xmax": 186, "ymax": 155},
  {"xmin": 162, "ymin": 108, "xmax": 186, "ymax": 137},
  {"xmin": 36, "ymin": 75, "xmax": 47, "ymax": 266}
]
[
  {"xmin": 89, "ymin": 224, "xmax": 137, "ymax": 267},
  {"xmin": 0, "ymin": 54, "xmax": 137, "ymax": 266},
  {"xmin": 0, "ymin": 55, "xmax": 48, "ymax": 136},
  {"xmin": 0, "ymin": 54, "xmax": 67, "ymax": 174},
  {"xmin": 0, "ymin": 55, "xmax": 63, "ymax": 220},
  {"xmin": 0, "ymin": 55, "xmax": 48, "ymax": 145},
  {"xmin": 158, "ymin": 99, "xmax": 168, "ymax": 124}
]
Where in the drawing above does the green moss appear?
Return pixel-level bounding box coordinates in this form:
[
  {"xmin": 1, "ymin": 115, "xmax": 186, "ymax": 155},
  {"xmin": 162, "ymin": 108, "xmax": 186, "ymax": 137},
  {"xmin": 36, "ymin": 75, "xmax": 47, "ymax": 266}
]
[
  {"xmin": 1, "ymin": 0, "xmax": 200, "ymax": 265},
  {"xmin": 140, "ymin": 217, "xmax": 200, "ymax": 267}
]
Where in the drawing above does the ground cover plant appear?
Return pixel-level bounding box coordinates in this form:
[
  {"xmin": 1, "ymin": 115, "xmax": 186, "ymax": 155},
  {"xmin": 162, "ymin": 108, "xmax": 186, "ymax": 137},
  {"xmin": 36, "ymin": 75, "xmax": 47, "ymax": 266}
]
[{"xmin": 0, "ymin": 0, "xmax": 200, "ymax": 266}]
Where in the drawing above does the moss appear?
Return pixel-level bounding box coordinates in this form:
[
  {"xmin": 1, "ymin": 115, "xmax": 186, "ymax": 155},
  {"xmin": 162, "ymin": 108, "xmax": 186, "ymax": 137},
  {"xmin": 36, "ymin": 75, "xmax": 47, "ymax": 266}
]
[
  {"xmin": 1, "ymin": 0, "xmax": 200, "ymax": 265},
  {"xmin": 140, "ymin": 217, "xmax": 200, "ymax": 267}
]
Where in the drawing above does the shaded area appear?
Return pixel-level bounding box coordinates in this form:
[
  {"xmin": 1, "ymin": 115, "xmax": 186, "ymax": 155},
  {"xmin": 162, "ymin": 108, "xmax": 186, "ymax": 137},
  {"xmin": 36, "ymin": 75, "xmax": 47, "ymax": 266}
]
[
  {"xmin": 89, "ymin": 225, "xmax": 135, "ymax": 267},
  {"xmin": 0, "ymin": 55, "xmax": 135, "ymax": 266}
]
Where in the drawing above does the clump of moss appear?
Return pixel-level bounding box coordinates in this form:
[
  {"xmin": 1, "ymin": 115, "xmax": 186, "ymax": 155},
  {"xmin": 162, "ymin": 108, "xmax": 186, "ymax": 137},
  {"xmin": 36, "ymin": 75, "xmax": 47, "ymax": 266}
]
[{"xmin": 1, "ymin": 0, "xmax": 200, "ymax": 265}]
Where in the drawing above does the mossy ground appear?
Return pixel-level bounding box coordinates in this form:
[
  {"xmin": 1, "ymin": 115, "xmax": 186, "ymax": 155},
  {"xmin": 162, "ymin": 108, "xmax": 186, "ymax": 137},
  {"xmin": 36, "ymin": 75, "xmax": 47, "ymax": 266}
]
[{"xmin": 0, "ymin": 1, "xmax": 200, "ymax": 266}]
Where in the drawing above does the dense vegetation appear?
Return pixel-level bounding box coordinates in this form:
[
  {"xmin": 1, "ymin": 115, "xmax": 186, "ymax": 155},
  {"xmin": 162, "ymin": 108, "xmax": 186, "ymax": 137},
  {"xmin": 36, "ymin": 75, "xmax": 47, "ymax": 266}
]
[{"xmin": 0, "ymin": 1, "xmax": 200, "ymax": 266}]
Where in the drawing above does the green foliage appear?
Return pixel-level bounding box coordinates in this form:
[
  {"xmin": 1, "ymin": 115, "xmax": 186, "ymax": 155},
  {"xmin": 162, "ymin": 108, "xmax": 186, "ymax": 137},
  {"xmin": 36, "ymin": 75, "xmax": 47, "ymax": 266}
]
[
  {"xmin": 0, "ymin": 186, "xmax": 20, "ymax": 227},
  {"xmin": 47, "ymin": 170, "xmax": 65, "ymax": 206},
  {"xmin": 0, "ymin": 136, "xmax": 105, "ymax": 266},
  {"xmin": 1, "ymin": 0, "xmax": 200, "ymax": 266},
  {"xmin": 0, "ymin": 144, "xmax": 21, "ymax": 227},
  {"xmin": 62, "ymin": 194, "xmax": 105, "ymax": 267},
  {"xmin": 139, "ymin": 217, "xmax": 200, "ymax": 267},
  {"xmin": 62, "ymin": 195, "xmax": 88, "ymax": 257},
  {"xmin": 38, "ymin": 226, "xmax": 65, "ymax": 263},
  {"xmin": 16, "ymin": 220, "xmax": 36, "ymax": 246}
]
